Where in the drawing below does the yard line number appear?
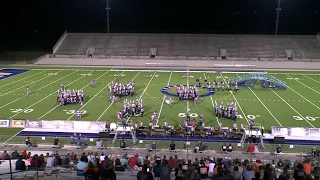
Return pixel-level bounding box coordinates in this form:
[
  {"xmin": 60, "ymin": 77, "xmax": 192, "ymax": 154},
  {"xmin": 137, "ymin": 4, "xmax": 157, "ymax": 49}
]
[
  {"xmin": 293, "ymin": 116, "xmax": 319, "ymax": 121},
  {"xmin": 178, "ymin": 113, "xmax": 198, "ymax": 118},
  {"xmin": 216, "ymin": 76, "xmax": 229, "ymax": 79},
  {"xmin": 237, "ymin": 114, "xmax": 260, "ymax": 120},
  {"xmin": 48, "ymin": 73, "xmax": 58, "ymax": 76},
  {"xmin": 10, "ymin": 109, "xmax": 34, "ymax": 113},
  {"xmin": 113, "ymin": 74, "xmax": 126, "ymax": 77},
  {"xmin": 287, "ymin": 78, "xmax": 300, "ymax": 80},
  {"xmin": 63, "ymin": 110, "xmax": 87, "ymax": 114}
]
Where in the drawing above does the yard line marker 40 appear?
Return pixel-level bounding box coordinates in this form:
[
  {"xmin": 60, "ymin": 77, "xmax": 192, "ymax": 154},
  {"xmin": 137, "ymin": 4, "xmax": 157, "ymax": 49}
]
[
  {"xmin": 270, "ymin": 88, "xmax": 315, "ymax": 128},
  {"xmin": 96, "ymin": 72, "xmax": 141, "ymax": 122},
  {"xmin": 236, "ymin": 73, "xmax": 283, "ymax": 126},
  {"xmin": 0, "ymin": 70, "xmax": 79, "ymax": 109},
  {"xmin": 8, "ymin": 70, "xmax": 95, "ymax": 119},
  {"xmin": 0, "ymin": 70, "xmax": 47, "ymax": 89},
  {"xmin": 37, "ymin": 70, "xmax": 110, "ymax": 120},
  {"xmin": 156, "ymin": 72, "xmax": 172, "ymax": 126},
  {"xmin": 0, "ymin": 70, "xmax": 64, "ymax": 97},
  {"xmin": 219, "ymin": 73, "xmax": 249, "ymax": 125}
]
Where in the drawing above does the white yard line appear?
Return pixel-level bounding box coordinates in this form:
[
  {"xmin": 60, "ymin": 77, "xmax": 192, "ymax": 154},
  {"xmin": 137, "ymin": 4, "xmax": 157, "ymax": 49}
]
[
  {"xmin": 203, "ymin": 73, "xmax": 216, "ymax": 110},
  {"xmin": 156, "ymin": 72, "xmax": 172, "ymax": 126},
  {"xmin": 66, "ymin": 71, "xmax": 123, "ymax": 121},
  {"xmin": 0, "ymin": 70, "xmax": 47, "ymax": 89},
  {"xmin": 96, "ymin": 71, "xmax": 141, "ymax": 122},
  {"xmin": 37, "ymin": 70, "xmax": 110, "ymax": 120},
  {"xmin": 286, "ymin": 74, "xmax": 320, "ymax": 95},
  {"xmin": 235, "ymin": 73, "xmax": 283, "ymax": 126},
  {"xmin": 304, "ymin": 75, "xmax": 320, "ymax": 84},
  {"xmin": 270, "ymin": 88, "xmax": 315, "ymax": 128},
  {"xmin": 0, "ymin": 70, "xmax": 65, "ymax": 98},
  {"xmin": 125, "ymin": 72, "xmax": 156, "ymax": 124},
  {"xmin": 8, "ymin": 70, "xmax": 95, "ymax": 119},
  {"xmin": 0, "ymin": 70, "xmax": 79, "ymax": 109},
  {"xmin": 219, "ymin": 72, "xmax": 249, "ymax": 125}
]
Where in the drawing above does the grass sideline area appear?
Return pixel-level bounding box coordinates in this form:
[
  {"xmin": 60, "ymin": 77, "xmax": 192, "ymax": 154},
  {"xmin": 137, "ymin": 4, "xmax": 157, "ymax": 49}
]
[{"xmin": 0, "ymin": 67, "xmax": 319, "ymax": 143}]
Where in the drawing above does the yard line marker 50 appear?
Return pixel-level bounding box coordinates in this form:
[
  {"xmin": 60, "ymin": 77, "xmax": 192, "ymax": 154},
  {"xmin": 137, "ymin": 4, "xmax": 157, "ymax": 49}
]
[
  {"xmin": 8, "ymin": 70, "xmax": 95, "ymax": 119},
  {"xmin": 286, "ymin": 74, "xmax": 320, "ymax": 95},
  {"xmin": 270, "ymin": 88, "xmax": 315, "ymax": 128},
  {"xmin": 0, "ymin": 70, "xmax": 64, "ymax": 97},
  {"xmin": 125, "ymin": 72, "xmax": 156, "ymax": 124},
  {"xmin": 219, "ymin": 72, "xmax": 249, "ymax": 125},
  {"xmin": 236, "ymin": 73, "xmax": 282, "ymax": 126},
  {"xmin": 37, "ymin": 70, "xmax": 110, "ymax": 120},
  {"xmin": 156, "ymin": 72, "xmax": 173, "ymax": 126},
  {"xmin": 0, "ymin": 70, "xmax": 47, "ymax": 89},
  {"xmin": 0, "ymin": 70, "xmax": 79, "ymax": 109},
  {"xmin": 96, "ymin": 72, "xmax": 141, "ymax": 122}
]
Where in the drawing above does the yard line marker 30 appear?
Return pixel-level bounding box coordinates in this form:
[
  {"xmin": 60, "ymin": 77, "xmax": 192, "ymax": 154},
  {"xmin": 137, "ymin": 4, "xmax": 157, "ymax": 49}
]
[
  {"xmin": 0, "ymin": 70, "xmax": 64, "ymax": 97},
  {"xmin": 38, "ymin": 70, "xmax": 110, "ymax": 120},
  {"xmin": 96, "ymin": 71, "xmax": 141, "ymax": 122},
  {"xmin": 304, "ymin": 75, "xmax": 320, "ymax": 84},
  {"xmin": 286, "ymin": 74, "xmax": 320, "ymax": 95},
  {"xmin": 236, "ymin": 73, "xmax": 282, "ymax": 126},
  {"xmin": 0, "ymin": 70, "xmax": 47, "ymax": 89},
  {"xmin": 156, "ymin": 72, "xmax": 172, "ymax": 126},
  {"xmin": 0, "ymin": 70, "xmax": 79, "ymax": 109},
  {"xmin": 125, "ymin": 72, "xmax": 156, "ymax": 124},
  {"xmin": 8, "ymin": 70, "xmax": 95, "ymax": 119},
  {"xmin": 219, "ymin": 72, "xmax": 249, "ymax": 125},
  {"xmin": 65, "ymin": 71, "xmax": 121, "ymax": 121},
  {"xmin": 270, "ymin": 88, "xmax": 315, "ymax": 128}
]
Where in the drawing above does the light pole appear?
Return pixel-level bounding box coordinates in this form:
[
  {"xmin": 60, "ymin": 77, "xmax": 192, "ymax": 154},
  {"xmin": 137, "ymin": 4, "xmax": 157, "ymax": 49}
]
[
  {"xmin": 275, "ymin": 0, "xmax": 281, "ymax": 35},
  {"xmin": 106, "ymin": 0, "xmax": 110, "ymax": 33}
]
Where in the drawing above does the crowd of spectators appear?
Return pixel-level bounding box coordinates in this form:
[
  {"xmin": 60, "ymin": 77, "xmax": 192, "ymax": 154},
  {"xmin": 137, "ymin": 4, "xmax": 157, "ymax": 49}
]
[{"xmin": 0, "ymin": 150, "xmax": 319, "ymax": 180}]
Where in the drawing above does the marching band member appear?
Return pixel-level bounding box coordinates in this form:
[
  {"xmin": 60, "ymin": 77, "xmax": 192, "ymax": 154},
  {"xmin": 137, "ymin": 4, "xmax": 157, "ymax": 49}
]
[
  {"xmin": 26, "ymin": 87, "xmax": 31, "ymax": 95},
  {"xmin": 240, "ymin": 123, "xmax": 245, "ymax": 133},
  {"xmin": 134, "ymin": 122, "xmax": 139, "ymax": 129},
  {"xmin": 232, "ymin": 123, "xmax": 237, "ymax": 131},
  {"xmin": 218, "ymin": 121, "xmax": 223, "ymax": 130},
  {"xmin": 151, "ymin": 111, "xmax": 158, "ymax": 121},
  {"xmin": 139, "ymin": 121, "xmax": 144, "ymax": 127},
  {"xmin": 209, "ymin": 125, "xmax": 214, "ymax": 136},
  {"xmin": 163, "ymin": 121, "xmax": 168, "ymax": 128},
  {"xmin": 201, "ymin": 122, "xmax": 205, "ymax": 129},
  {"xmin": 148, "ymin": 121, "xmax": 154, "ymax": 130},
  {"xmin": 76, "ymin": 109, "xmax": 82, "ymax": 119},
  {"xmin": 190, "ymin": 126, "xmax": 195, "ymax": 136}
]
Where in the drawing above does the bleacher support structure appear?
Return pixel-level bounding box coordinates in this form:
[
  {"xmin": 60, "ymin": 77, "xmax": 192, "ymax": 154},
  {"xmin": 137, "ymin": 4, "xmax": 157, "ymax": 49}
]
[{"xmin": 230, "ymin": 74, "xmax": 286, "ymax": 89}]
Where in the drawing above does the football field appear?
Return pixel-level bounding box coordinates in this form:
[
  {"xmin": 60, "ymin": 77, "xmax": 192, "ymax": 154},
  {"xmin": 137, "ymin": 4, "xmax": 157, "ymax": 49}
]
[{"xmin": 0, "ymin": 67, "xmax": 320, "ymax": 136}]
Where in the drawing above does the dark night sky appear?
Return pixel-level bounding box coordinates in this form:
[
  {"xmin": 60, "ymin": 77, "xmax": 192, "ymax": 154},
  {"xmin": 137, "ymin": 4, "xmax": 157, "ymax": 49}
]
[{"xmin": 1, "ymin": 0, "xmax": 320, "ymax": 51}]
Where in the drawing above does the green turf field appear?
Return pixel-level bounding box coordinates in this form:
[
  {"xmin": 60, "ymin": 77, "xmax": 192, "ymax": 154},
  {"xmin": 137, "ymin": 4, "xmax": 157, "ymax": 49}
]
[{"xmin": 0, "ymin": 67, "xmax": 319, "ymax": 138}]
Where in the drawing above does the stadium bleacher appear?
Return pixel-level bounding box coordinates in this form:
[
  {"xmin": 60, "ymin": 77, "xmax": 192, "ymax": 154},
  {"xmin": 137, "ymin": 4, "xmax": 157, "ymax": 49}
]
[{"xmin": 52, "ymin": 33, "xmax": 320, "ymax": 60}]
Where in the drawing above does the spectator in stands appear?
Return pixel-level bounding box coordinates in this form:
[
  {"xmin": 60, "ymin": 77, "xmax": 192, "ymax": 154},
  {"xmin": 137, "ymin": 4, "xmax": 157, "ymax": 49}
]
[
  {"xmin": 294, "ymin": 163, "xmax": 307, "ymax": 180},
  {"xmin": 144, "ymin": 156, "xmax": 151, "ymax": 166},
  {"xmin": 208, "ymin": 159, "xmax": 215, "ymax": 177},
  {"xmin": 1, "ymin": 150, "xmax": 10, "ymax": 160},
  {"xmin": 101, "ymin": 159, "xmax": 116, "ymax": 180},
  {"xmin": 242, "ymin": 165, "xmax": 255, "ymax": 180},
  {"xmin": 54, "ymin": 153, "xmax": 61, "ymax": 166},
  {"xmin": 247, "ymin": 144, "xmax": 254, "ymax": 153},
  {"xmin": 198, "ymin": 159, "xmax": 209, "ymax": 179},
  {"xmin": 129, "ymin": 154, "xmax": 139, "ymax": 169},
  {"xmin": 175, "ymin": 164, "xmax": 184, "ymax": 180},
  {"xmin": 77, "ymin": 155, "xmax": 89, "ymax": 171},
  {"xmin": 114, "ymin": 158, "xmax": 125, "ymax": 171},
  {"xmin": 46, "ymin": 153, "xmax": 55, "ymax": 168},
  {"xmin": 277, "ymin": 159, "xmax": 284, "ymax": 168},
  {"xmin": 84, "ymin": 162, "xmax": 100, "ymax": 180},
  {"xmin": 61, "ymin": 155, "xmax": 70, "ymax": 168},
  {"xmin": 303, "ymin": 160, "xmax": 311, "ymax": 175},
  {"xmin": 168, "ymin": 156, "xmax": 174, "ymax": 170},
  {"xmin": 120, "ymin": 154, "xmax": 128, "ymax": 168},
  {"xmin": 21, "ymin": 150, "xmax": 27, "ymax": 158},
  {"xmin": 96, "ymin": 139, "xmax": 103, "ymax": 149},
  {"xmin": 252, "ymin": 171, "xmax": 261, "ymax": 180},
  {"xmin": 15, "ymin": 156, "xmax": 26, "ymax": 171},
  {"xmin": 11, "ymin": 150, "xmax": 19, "ymax": 159},
  {"xmin": 183, "ymin": 164, "xmax": 200, "ymax": 180},
  {"xmin": 153, "ymin": 158, "xmax": 161, "ymax": 180},
  {"xmin": 25, "ymin": 137, "xmax": 32, "ymax": 149},
  {"xmin": 137, "ymin": 164, "xmax": 153, "ymax": 180},
  {"xmin": 230, "ymin": 166, "xmax": 241, "ymax": 180},
  {"xmin": 211, "ymin": 166, "xmax": 229, "ymax": 180},
  {"xmin": 160, "ymin": 159, "xmax": 172, "ymax": 180}
]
